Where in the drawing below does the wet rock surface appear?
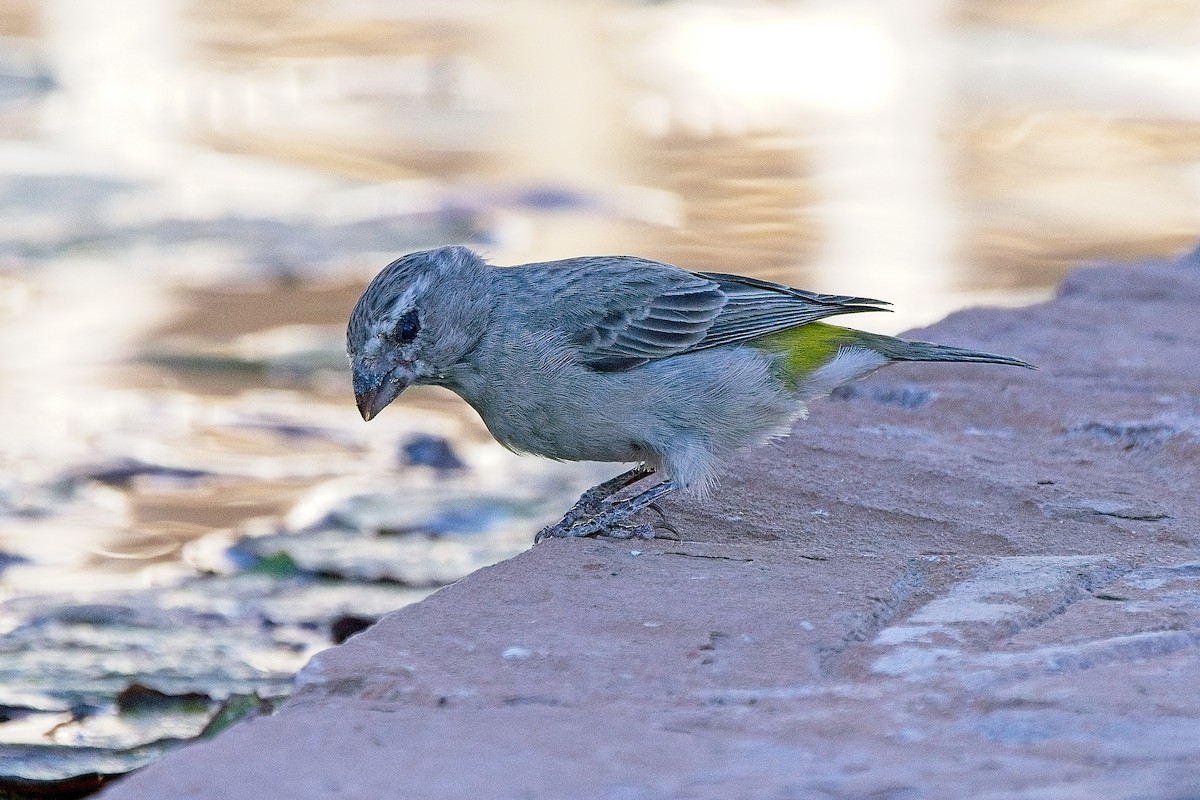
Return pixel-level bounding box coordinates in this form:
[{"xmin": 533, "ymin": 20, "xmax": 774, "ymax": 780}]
[{"xmin": 99, "ymin": 254, "xmax": 1200, "ymax": 799}]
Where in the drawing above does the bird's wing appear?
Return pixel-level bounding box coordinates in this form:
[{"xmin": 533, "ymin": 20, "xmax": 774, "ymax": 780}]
[
  {"xmin": 567, "ymin": 265, "xmax": 728, "ymax": 372},
  {"xmin": 692, "ymin": 272, "xmax": 889, "ymax": 350},
  {"xmin": 566, "ymin": 260, "xmax": 889, "ymax": 372}
]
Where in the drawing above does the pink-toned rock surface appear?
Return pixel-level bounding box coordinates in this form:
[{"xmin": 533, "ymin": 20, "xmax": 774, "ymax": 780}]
[{"xmin": 102, "ymin": 255, "xmax": 1200, "ymax": 799}]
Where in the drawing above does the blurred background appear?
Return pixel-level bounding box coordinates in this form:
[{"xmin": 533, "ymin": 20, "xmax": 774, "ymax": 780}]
[{"xmin": 2, "ymin": 0, "xmax": 1200, "ymax": 791}]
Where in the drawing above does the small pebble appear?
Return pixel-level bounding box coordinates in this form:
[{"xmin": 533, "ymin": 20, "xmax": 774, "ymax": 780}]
[{"xmin": 400, "ymin": 434, "xmax": 466, "ymax": 471}]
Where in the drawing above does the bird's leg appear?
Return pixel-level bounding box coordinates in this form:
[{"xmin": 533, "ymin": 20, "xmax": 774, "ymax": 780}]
[
  {"xmin": 535, "ymin": 466, "xmax": 655, "ymax": 543},
  {"xmin": 575, "ymin": 465, "xmax": 657, "ymax": 513},
  {"xmin": 540, "ymin": 479, "xmax": 678, "ymax": 541}
]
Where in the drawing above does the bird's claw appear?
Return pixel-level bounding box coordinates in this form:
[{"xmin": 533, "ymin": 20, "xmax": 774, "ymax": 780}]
[
  {"xmin": 534, "ymin": 475, "xmax": 677, "ymax": 543},
  {"xmin": 534, "ymin": 518, "xmax": 655, "ymax": 542}
]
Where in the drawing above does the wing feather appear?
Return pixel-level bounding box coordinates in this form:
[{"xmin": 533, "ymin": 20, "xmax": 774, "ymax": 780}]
[{"xmin": 526, "ymin": 258, "xmax": 889, "ymax": 372}]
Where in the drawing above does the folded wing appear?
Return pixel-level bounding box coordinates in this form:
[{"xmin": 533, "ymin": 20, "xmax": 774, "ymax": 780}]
[{"xmin": 569, "ymin": 261, "xmax": 889, "ymax": 372}]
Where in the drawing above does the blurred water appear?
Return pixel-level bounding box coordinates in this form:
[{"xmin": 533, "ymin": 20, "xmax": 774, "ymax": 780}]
[{"xmin": 2, "ymin": 0, "xmax": 1199, "ymax": 789}]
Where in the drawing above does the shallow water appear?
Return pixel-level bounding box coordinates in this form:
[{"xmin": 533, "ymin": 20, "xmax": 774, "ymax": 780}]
[{"xmin": 2, "ymin": 0, "xmax": 1199, "ymax": 789}]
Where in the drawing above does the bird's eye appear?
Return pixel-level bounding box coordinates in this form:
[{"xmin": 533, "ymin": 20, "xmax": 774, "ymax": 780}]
[{"xmin": 391, "ymin": 309, "xmax": 420, "ymax": 344}]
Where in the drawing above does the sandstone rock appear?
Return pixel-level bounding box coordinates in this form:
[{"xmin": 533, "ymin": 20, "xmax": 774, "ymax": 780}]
[{"xmin": 101, "ymin": 254, "xmax": 1200, "ymax": 799}]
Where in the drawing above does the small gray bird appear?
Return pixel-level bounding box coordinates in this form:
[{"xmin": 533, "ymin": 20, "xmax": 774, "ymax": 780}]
[{"xmin": 347, "ymin": 246, "xmax": 1033, "ymax": 541}]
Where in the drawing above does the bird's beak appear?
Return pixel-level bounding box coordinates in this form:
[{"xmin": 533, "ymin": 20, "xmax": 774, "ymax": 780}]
[{"xmin": 353, "ymin": 364, "xmax": 414, "ymax": 421}]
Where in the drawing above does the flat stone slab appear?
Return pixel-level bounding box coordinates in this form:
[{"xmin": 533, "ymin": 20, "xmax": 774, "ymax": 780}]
[{"xmin": 101, "ymin": 252, "xmax": 1200, "ymax": 799}]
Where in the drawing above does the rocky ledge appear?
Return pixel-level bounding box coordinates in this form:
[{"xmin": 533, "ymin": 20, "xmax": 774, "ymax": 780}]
[{"xmin": 101, "ymin": 251, "xmax": 1200, "ymax": 799}]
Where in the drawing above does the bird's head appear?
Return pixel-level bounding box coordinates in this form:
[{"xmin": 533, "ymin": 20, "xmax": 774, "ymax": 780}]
[{"xmin": 346, "ymin": 246, "xmax": 491, "ymax": 421}]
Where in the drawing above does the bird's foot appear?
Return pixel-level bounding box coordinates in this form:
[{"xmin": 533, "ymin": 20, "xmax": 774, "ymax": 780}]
[
  {"xmin": 534, "ymin": 466, "xmax": 653, "ymax": 542},
  {"xmin": 535, "ymin": 477, "xmax": 677, "ymax": 542},
  {"xmin": 600, "ymin": 522, "xmax": 655, "ymax": 540},
  {"xmin": 534, "ymin": 516, "xmax": 586, "ymax": 542}
]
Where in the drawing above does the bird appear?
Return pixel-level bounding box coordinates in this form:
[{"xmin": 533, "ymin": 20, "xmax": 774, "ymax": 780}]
[{"xmin": 346, "ymin": 246, "xmax": 1034, "ymax": 541}]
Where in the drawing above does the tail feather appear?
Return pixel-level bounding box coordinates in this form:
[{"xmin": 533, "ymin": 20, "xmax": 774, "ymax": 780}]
[{"xmin": 855, "ymin": 331, "xmax": 1036, "ymax": 370}]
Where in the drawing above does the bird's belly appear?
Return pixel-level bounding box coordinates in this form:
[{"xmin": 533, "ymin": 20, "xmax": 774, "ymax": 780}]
[
  {"xmin": 478, "ymin": 397, "xmax": 648, "ymax": 463},
  {"xmin": 458, "ymin": 345, "xmax": 797, "ymax": 472}
]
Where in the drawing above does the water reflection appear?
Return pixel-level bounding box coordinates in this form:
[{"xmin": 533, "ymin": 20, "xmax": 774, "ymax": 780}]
[{"xmin": 2, "ymin": 0, "xmax": 1200, "ymax": 787}]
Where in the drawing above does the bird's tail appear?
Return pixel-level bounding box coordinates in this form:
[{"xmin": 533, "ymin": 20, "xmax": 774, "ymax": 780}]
[{"xmin": 853, "ymin": 331, "xmax": 1036, "ymax": 369}]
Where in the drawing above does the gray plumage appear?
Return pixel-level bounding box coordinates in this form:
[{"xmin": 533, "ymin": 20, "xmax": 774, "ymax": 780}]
[{"xmin": 347, "ymin": 246, "xmax": 1033, "ymax": 537}]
